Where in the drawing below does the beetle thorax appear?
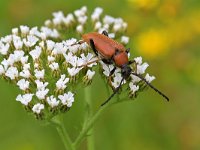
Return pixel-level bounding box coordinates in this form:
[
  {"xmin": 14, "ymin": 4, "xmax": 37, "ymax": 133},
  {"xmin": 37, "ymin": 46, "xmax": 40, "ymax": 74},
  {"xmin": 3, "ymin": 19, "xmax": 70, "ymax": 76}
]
[{"xmin": 113, "ymin": 51, "xmax": 129, "ymax": 67}]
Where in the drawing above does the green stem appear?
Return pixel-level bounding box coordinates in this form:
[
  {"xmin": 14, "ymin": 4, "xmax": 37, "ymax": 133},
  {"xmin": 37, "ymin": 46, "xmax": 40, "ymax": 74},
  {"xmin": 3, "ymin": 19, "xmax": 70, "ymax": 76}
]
[
  {"xmin": 73, "ymin": 101, "xmax": 111, "ymax": 148},
  {"xmin": 84, "ymin": 86, "xmax": 95, "ymax": 150},
  {"xmin": 51, "ymin": 115, "xmax": 75, "ymax": 150}
]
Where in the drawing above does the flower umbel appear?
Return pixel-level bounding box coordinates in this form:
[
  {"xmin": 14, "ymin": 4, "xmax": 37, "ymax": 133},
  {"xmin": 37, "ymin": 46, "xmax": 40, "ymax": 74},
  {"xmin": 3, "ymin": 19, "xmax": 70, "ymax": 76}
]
[{"xmin": 0, "ymin": 6, "xmax": 156, "ymax": 120}]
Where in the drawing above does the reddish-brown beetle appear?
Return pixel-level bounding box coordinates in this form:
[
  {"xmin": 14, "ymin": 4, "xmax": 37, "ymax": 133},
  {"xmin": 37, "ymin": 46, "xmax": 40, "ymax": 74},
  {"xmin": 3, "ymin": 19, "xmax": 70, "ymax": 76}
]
[{"xmin": 81, "ymin": 31, "xmax": 169, "ymax": 106}]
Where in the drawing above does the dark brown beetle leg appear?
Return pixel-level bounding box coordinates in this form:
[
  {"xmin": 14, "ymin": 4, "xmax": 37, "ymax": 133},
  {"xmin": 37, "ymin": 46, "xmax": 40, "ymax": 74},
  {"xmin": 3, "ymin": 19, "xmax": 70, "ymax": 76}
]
[{"xmin": 102, "ymin": 30, "xmax": 109, "ymax": 37}]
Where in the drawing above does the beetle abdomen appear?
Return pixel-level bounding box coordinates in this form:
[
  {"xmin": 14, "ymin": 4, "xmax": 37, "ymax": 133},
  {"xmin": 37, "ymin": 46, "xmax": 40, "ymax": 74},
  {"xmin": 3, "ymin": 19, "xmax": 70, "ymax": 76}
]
[{"xmin": 82, "ymin": 32, "xmax": 126, "ymax": 59}]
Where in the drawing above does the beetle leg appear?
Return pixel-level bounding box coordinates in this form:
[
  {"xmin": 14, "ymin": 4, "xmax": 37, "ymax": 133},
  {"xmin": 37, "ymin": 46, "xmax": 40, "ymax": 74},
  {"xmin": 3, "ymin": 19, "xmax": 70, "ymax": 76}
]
[
  {"xmin": 89, "ymin": 39, "xmax": 98, "ymax": 56},
  {"xmin": 102, "ymin": 30, "xmax": 109, "ymax": 37},
  {"xmin": 128, "ymin": 60, "xmax": 137, "ymax": 73},
  {"xmin": 77, "ymin": 58, "xmax": 100, "ymax": 68},
  {"xmin": 125, "ymin": 48, "xmax": 130, "ymax": 54},
  {"xmin": 109, "ymin": 66, "xmax": 116, "ymax": 76},
  {"xmin": 108, "ymin": 66, "xmax": 116, "ymax": 87},
  {"xmin": 101, "ymin": 77, "xmax": 124, "ymax": 106}
]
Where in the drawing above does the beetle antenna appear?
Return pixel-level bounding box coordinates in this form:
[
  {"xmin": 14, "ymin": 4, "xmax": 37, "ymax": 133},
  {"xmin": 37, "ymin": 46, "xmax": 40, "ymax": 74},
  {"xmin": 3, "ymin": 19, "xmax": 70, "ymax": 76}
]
[
  {"xmin": 101, "ymin": 78, "xmax": 125, "ymax": 106},
  {"xmin": 131, "ymin": 72, "xmax": 169, "ymax": 101}
]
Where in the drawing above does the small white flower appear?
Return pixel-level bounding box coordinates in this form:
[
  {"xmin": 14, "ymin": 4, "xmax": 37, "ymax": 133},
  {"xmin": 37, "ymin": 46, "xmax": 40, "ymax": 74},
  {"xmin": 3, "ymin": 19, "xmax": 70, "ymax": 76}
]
[
  {"xmin": 20, "ymin": 69, "xmax": 31, "ymax": 78},
  {"xmin": 100, "ymin": 62, "xmax": 115, "ymax": 77},
  {"xmin": 41, "ymin": 27, "xmax": 60, "ymax": 38},
  {"xmin": 129, "ymin": 82, "xmax": 139, "ymax": 94},
  {"xmin": 13, "ymin": 50, "xmax": 25, "ymax": 62},
  {"xmin": 29, "ymin": 46, "xmax": 42, "ymax": 61},
  {"xmin": 48, "ymin": 56, "xmax": 55, "ymax": 63},
  {"xmin": 5, "ymin": 66, "xmax": 18, "ymax": 80},
  {"xmin": 108, "ymin": 33, "xmax": 115, "ymax": 39},
  {"xmin": 1, "ymin": 59, "xmax": 9, "ymax": 70},
  {"xmin": 67, "ymin": 67, "xmax": 81, "ymax": 77},
  {"xmin": 16, "ymin": 93, "xmax": 34, "ymax": 106},
  {"xmin": 121, "ymin": 36, "xmax": 129, "ymax": 44},
  {"xmin": 58, "ymin": 92, "xmax": 74, "ymax": 107},
  {"xmin": 68, "ymin": 45, "xmax": 80, "ymax": 54},
  {"xmin": 91, "ymin": 7, "xmax": 103, "ymax": 22},
  {"xmin": 1, "ymin": 35, "xmax": 12, "ymax": 43},
  {"xmin": 76, "ymin": 25, "xmax": 84, "ymax": 34},
  {"xmin": 34, "ymin": 69, "xmax": 45, "ymax": 79},
  {"xmin": 49, "ymin": 62, "xmax": 59, "ymax": 71},
  {"xmin": 145, "ymin": 73, "xmax": 155, "ymax": 83},
  {"xmin": 64, "ymin": 38, "xmax": 77, "ymax": 46},
  {"xmin": 52, "ymin": 11, "xmax": 65, "ymax": 25},
  {"xmin": 12, "ymin": 28, "xmax": 19, "ymax": 35},
  {"xmin": 17, "ymin": 79, "xmax": 30, "ymax": 91},
  {"xmin": 0, "ymin": 43, "xmax": 10, "ymax": 55},
  {"xmin": 56, "ymin": 74, "xmax": 69, "ymax": 90},
  {"xmin": 46, "ymin": 40, "xmax": 55, "ymax": 51},
  {"xmin": 52, "ymin": 43, "xmax": 66, "ymax": 55},
  {"xmin": 29, "ymin": 27, "xmax": 41, "ymax": 37},
  {"xmin": 63, "ymin": 14, "xmax": 75, "ymax": 25},
  {"xmin": 134, "ymin": 56, "xmax": 142, "ymax": 65},
  {"xmin": 78, "ymin": 53, "xmax": 97, "ymax": 67},
  {"xmin": 94, "ymin": 21, "xmax": 102, "ymax": 30},
  {"xmin": 111, "ymin": 73, "xmax": 124, "ymax": 88},
  {"xmin": 137, "ymin": 62, "xmax": 149, "ymax": 74},
  {"xmin": 23, "ymin": 35, "xmax": 39, "ymax": 47},
  {"xmin": 63, "ymin": 53, "xmax": 77, "ymax": 67},
  {"xmin": 47, "ymin": 95, "xmax": 59, "ymax": 108},
  {"xmin": 35, "ymin": 80, "xmax": 49, "ymax": 90},
  {"xmin": 44, "ymin": 20, "xmax": 52, "ymax": 26},
  {"xmin": 103, "ymin": 15, "xmax": 115, "ymax": 25},
  {"xmin": 36, "ymin": 88, "xmax": 49, "ymax": 100},
  {"xmin": 13, "ymin": 37, "xmax": 23, "ymax": 49},
  {"xmin": 20, "ymin": 25, "xmax": 29, "ymax": 35},
  {"xmin": 130, "ymin": 74, "xmax": 141, "ymax": 83},
  {"xmin": 86, "ymin": 70, "xmax": 95, "ymax": 80},
  {"xmin": 0, "ymin": 65, "xmax": 5, "ymax": 75},
  {"xmin": 78, "ymin": 16, "xmax": 87, "ymax": 24},
  {"xmin": 32, "ymin": 103, "xmax": 44, "ymax": 114},
  {"xmin": 20, "ymin": 56, "xmax": 29, "ymax": 64}
]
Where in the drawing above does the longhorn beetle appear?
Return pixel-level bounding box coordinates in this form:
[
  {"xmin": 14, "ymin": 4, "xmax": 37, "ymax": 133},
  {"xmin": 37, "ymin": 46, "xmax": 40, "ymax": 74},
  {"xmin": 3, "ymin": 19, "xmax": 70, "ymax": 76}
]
[{"xmin": 80, "ymin": 31, "xmax": 169, "ymax": 106}]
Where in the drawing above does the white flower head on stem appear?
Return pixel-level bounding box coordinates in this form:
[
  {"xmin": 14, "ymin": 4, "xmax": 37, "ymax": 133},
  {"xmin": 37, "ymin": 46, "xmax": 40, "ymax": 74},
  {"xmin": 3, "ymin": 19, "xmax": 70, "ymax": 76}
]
[
  {"xmin": 23, "ymin": 35, "xmax": 39, "ymax": 47},
  {"xmin": 34, "ymin": 69, "xmax": 45, "ymax": 79},
  {"xmin": 20, "ymin": 25, "xmax": 29, "ymax": 35},
  {"xmin": 137, "ymin": 62, "xmax": 149, "ymax": 74},
  {"xmin": 121, "ymin": 36, "xmax": 129, "ymax": 44},
  {"xmin": 20, "ymin": 69, "xmax": 31, "ymax": 79},
  {"xmin": 17, "ymin": 79, "xmax": 30, "ymax": 91},
  {"xmin": 58, "ymin": 92, "xmax": 74, "ymax": 107},
  {"xmin": 47, "ymin": 95, "xmax": 60, "ymax": 108},
  {"xmin": 67, "ymin": 67, "xmax": 81, "ymax": 77},
  {"xmin": 35, "ymin": 80, "xmax": 49, "ymax": 90},
  {"xmin": 86, "ymin": 70, "xmax": 95, "ymax": 80},
  {"xmin": 134, "ymin": 56, "xmax": 143, "ymax": 65},
  {"xmin": 5, "ymin": 66, "xmax": 18, "ymax": 80},
  {"xmin": 0, "ymin": 43, "xmax": 10, "ymax": 55},
  {"xmin": 129, "ymin": 82, "xmax": 139, "ymax": 95},
  {"xmin": 0, "ymin": 65, "xmax": 5, "ymax": 75},
  {"xmin": 49, "ymin": 62, "xmax": 59, "ymax": 71},
  {"xmin": 32, "ymin": 103, "xmax": 44, "ymax": 114},
  {"xmin": 36, "ymin": 88, "xmax": 49, "ymax": 100},
  {"xmin": 56, "ymin": 74, "xmax": 69, "ymax": 90},
  {"xmin": 145, "ymin": 73, "xmax": 155, "ymax": 83},
  {"xmin": 16, "ymin": 94, "xmax": 34, "ymax": 106},
  {"xmin": 12, "ymin": 28, "xmax": 19, "ymax": 35},
  {"xmin": 29, "ymin": 46, "xmax": 42, "ymax": 61}
]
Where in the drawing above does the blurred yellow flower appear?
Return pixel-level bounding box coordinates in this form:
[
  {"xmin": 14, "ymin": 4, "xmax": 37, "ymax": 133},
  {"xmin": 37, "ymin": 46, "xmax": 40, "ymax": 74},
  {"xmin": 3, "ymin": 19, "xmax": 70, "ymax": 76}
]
[
  {"xmin": 127, "ymin": 0, "xmax": 160, "ymax": 10},
  {"xmin": 136, "ymin": 29, "xmax": 170, "ymax": 58}
]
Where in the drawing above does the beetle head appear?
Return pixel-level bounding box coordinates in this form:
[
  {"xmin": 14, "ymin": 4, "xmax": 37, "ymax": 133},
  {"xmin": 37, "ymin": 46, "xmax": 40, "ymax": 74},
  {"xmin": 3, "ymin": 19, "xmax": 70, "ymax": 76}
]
[{"xmin": 121, "ymin": 64, "xmax": 132, "ymax": 79}]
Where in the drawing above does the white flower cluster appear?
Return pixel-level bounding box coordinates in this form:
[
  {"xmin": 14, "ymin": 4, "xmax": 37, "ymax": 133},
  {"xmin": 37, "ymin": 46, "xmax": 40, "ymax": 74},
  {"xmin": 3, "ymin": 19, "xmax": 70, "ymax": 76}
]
[{"xmin": 0, "ymin": 6, "xmax": 155, "ymax": 119}]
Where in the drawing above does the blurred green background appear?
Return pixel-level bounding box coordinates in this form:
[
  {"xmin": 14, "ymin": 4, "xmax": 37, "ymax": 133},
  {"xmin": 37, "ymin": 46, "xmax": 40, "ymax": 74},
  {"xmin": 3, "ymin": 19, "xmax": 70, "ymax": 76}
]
[{"xmin": 0, "ymin": 0, "xmax": 200, "ymax": 150}]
